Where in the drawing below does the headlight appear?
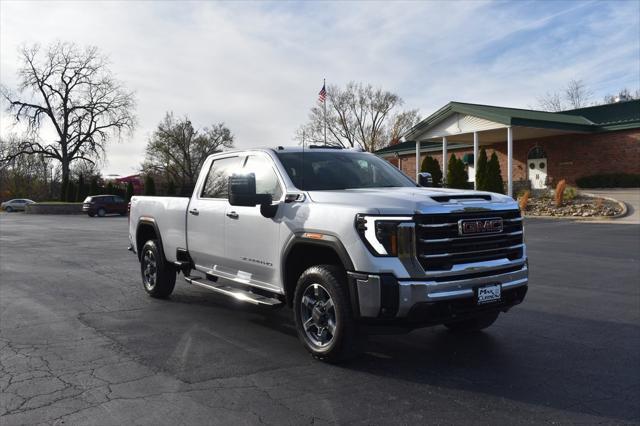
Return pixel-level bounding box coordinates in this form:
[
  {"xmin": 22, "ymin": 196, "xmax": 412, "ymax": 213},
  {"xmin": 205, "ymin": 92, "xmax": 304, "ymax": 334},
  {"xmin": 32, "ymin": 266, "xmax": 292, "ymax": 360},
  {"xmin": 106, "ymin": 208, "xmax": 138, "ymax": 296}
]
[{"xmin": 355, "ymin": 214, "xmax": 413, "ymax": 256}]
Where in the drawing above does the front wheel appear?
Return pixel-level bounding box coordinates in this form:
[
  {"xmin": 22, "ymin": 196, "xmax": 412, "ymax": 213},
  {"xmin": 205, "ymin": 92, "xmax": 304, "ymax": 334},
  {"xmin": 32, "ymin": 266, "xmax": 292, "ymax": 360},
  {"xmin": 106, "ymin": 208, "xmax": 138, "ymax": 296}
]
[
  {"xmin": 293, "ymin": 264, "xmax": 364, "ymax": 363},
  {"xmin": 140, "ymin": 240, "xmax": 176, "ymax": 298},
  {"xmin": 444, "ymin": 311, "xmax": 500, "ymax": 333},
  {"xmin": 97, "ymin": 208, "xmax": 106, "ymax": 217},
  {"xmin": 5, "ymin": 206, "xmax": 13, "ymax": 213}
]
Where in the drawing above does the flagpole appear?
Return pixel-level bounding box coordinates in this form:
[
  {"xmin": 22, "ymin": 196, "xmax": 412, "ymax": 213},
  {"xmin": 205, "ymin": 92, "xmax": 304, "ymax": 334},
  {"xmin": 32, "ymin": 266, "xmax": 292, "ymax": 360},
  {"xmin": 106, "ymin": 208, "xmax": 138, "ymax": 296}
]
[{"xmin": 323, "ymin": 78, "xmax": 327, "ymax": 146}]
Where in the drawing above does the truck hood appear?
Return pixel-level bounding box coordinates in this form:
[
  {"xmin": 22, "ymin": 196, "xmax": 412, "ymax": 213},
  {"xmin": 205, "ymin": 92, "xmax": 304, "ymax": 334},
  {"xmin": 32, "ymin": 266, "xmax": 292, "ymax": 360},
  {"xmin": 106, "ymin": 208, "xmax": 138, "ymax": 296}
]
[{"xmin": 307, "ymin": 187, "xmax": 516, "ymax": 214}]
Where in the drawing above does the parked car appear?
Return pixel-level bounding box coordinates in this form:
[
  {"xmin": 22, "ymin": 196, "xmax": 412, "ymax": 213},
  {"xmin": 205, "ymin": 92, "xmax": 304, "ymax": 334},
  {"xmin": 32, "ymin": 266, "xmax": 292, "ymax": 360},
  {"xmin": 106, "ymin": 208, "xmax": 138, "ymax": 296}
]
[
  {"xmin": 128, "ymin": 147, "xmax": 528, "ymax": 362},
  {"xmin": 1, "ymin": 199, "xmax": 36, "ymax": 212},
  {"xmin": 83, "ymin": 195, "xmax": 127, "ymax": 217}
]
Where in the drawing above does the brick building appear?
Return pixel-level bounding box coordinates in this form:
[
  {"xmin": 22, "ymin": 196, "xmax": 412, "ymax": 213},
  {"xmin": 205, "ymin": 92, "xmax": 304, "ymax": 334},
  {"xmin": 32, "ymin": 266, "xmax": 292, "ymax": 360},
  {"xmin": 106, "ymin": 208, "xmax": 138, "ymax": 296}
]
[{"xmin": 375, "ymin": 100, "xmax": 640, "ymax": 196}]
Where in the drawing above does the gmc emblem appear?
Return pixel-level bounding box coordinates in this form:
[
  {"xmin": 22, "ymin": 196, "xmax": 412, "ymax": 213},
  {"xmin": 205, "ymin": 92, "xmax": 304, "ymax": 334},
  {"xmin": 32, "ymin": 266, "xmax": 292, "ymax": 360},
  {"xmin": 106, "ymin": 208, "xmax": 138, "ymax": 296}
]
[{"xmin": 458, "ymin": 218, "xmax": 503, "ymax": 236}]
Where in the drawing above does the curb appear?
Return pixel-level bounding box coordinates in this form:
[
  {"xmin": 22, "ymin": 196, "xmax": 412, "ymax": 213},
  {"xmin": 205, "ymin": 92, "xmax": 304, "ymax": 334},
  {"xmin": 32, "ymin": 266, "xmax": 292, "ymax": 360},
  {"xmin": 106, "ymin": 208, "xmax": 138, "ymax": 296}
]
[{"xmin": 523, "ymin": 193, "xmax": 628, "ymax": 222}]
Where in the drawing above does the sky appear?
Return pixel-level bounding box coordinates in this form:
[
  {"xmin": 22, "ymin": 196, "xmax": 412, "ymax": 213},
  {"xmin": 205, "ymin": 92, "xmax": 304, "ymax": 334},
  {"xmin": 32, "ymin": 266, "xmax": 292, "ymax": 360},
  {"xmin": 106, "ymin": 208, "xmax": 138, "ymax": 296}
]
[{"xmin": 1, "ymin": 0, "xmax": 639, "ymax": 176}]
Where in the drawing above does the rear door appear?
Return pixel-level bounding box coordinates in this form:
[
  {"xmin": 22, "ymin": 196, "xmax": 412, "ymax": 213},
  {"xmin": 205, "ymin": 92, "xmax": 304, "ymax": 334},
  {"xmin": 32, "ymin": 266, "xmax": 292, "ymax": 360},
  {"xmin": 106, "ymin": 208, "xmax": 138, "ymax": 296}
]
[
  {"xmin": 187, "ymin": 155, "xmax": 244, "ymax": 271},
  {"xmin": 224, "ymin": 153, "xmax": 284, "ymax": 290}
]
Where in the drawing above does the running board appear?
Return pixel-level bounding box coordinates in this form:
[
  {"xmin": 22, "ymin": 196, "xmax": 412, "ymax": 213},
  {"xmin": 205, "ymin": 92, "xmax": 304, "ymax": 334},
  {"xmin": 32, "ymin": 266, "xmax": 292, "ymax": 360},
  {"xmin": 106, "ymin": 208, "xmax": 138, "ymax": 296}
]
[{"xmin": 184, "ymin": 276, "xmax": 282, "ymax": 306}]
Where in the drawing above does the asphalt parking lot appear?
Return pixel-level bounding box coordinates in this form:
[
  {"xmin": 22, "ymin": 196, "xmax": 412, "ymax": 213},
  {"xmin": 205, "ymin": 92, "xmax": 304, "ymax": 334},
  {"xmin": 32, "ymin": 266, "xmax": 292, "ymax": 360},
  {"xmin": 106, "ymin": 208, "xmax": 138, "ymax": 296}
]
[{"xmin": 1, "ymin": 214, "xmax": 639, "ymax": 425}]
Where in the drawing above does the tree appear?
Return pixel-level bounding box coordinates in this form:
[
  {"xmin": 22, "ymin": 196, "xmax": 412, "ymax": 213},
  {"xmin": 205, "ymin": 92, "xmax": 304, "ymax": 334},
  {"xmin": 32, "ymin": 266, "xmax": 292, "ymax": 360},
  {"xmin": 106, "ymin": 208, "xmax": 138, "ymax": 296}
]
[
  {"xmin": 143, "ymin": 112, "xmax": 233, "ymax": 195},
  {"xmin": 76, "ymin": 174, "xmax": 85, "ymax": 201},
  {"xmin": 126, "ymin": 181, "xmax": 134, "ymax": 202},
  {"xmin": 143, "ymin": 175, "xmax": 156, "ymax": 196},
  {"xmin": 446, "ymin": 154, "xmax": 468, "ymax": 189},
  {"xmin": 1, "ymin": 42, "xmax": 136, "ymax": 200},
  {"xmin": 485, "ymin": 152, "xmax": 504, "ymax": 194},
  {"xmin": 89, "ymin": 177, "xmax": 100, "ymax": 195},
  {"xmin": 536, "ymin": 79, "xmax": 592, "ymax": 111},
  {"xmin": 166, "ymin": 180, "xmax": 176, "ymax": 196},
  {"xmin": 296, "ymin": 82, "xmax": 417, "ymax": 152},
  {"xmin": 604, "ymin": 88, "xmax": 639, "ymax": 104},
  {"xmin": 476, "ymin": 148, "xmax": 489, "ymax": 191},
  {"xmin": 0, "ymin": 135, "xmax": 52, "ymax": 200},
  {"xmin": 420, "ymin": 155, "xmax": 442, "ymax": 186},
  {"xmin": 106, "ymin": 181, "xmax": 115, "ymax": 195}
]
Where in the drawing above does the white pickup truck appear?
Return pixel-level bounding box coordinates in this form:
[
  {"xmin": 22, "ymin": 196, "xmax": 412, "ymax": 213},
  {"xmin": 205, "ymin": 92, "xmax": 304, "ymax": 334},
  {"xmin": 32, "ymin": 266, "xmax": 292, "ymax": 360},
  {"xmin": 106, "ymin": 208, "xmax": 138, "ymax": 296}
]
[{"xmin": 128, "ymin": 147, "xmax": 528, "ymax": 362}]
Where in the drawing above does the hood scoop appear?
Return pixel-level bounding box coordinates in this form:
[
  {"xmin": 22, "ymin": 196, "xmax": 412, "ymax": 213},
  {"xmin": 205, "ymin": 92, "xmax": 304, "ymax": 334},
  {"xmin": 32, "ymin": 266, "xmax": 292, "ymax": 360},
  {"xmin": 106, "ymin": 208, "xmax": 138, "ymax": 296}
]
[{"xmin": 430, "ymin": 194, "xmax": 492, "ymax": 203}]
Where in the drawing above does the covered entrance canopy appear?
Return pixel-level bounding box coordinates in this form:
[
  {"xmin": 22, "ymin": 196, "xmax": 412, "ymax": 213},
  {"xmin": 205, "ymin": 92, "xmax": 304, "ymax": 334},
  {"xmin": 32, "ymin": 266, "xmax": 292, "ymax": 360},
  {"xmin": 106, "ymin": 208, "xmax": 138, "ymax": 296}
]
[{"xmin": 395, "ymin": 102, "xmax": 613, "ymax": 197}]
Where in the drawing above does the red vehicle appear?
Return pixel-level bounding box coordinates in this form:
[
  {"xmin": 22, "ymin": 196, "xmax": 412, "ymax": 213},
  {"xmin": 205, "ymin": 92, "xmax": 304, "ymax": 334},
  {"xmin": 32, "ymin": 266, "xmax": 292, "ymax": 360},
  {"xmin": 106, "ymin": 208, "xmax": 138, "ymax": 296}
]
[{"xmin": 83, "ymin": 195, "xmax": 127, "ymax": 217}]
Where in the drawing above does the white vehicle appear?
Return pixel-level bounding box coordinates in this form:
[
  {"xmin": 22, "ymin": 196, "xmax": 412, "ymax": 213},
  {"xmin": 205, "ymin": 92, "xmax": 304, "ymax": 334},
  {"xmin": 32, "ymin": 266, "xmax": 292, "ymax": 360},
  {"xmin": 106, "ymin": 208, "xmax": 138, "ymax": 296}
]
[
  {"xmin": 1, "ymin": 198, "xmax": 35, "ymax": 212},
  {"xmin": 128, "ymin": 147, "xmax": 528, "ymax": 362}
]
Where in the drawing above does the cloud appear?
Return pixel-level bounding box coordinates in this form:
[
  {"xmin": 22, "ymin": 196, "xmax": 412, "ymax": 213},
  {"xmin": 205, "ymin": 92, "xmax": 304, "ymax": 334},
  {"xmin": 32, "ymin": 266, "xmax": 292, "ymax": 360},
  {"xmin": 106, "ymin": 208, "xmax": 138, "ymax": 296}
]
[{"xmin": 1, "ymin": 0, "xmax": 638, "ymax": 175}]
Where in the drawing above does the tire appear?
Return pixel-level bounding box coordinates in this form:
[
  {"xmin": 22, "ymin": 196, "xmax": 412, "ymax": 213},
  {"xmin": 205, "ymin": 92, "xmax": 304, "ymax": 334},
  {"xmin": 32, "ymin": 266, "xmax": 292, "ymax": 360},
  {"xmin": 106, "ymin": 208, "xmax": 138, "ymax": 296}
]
[
  {"xmin": 140, "ymin": 240, "xmax": 176, "ymax": 298},
  {"xmin": 97, "ymin": 208, "xmax": 106, "ymax": 217},
  {"xmin": 88, "ymin": 212, "xmax": 95, "ymax": 217},
  {"xmin": 444, "ymin": 311, "xmax": 500, "ymax": 333},
  {"xmin": 293, "ymin": 264, "xmax": 364, "ymax": 363},
  {"xmin": 5, "ymin": 206, "xmax": 13, "ymax": 213}
]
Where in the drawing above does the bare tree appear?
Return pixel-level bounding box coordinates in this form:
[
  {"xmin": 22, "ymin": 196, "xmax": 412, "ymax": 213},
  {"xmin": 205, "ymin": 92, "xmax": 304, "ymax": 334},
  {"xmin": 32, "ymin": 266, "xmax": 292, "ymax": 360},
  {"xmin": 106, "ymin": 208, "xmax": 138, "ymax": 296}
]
[
  {"xmin": 604, "ymin": 88, "xmax": 639, "ymax": 104},
  {"xmin": 0, "ymin": 135, "xmax": 53, "ymax": 199},
  {"xmin": 386, "ymin": 109, "xmax": 421, "ymax": 145},
  {"xmin": 296, "ymin": 82, "xmax": 414, "ymax": 152},
  {"xmin": 143, "ymin": 112, "xmax": 234, "ymax": 195},
  {"xmin": 536, "ymin": 91, "xmax": 565, "ymax": 112},
  {"xmin": 565, "ymin": 79, "xmax": 592, "ymax": 109},
  {"xmin": 1, "ymin": 42, "xmax": 136, "ymax": 200}
]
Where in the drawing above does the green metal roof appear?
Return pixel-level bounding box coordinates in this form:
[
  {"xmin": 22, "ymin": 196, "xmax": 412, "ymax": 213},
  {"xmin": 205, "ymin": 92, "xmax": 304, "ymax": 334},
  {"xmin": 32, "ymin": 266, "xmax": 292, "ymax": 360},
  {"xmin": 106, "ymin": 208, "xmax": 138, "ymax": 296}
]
[{"xmin": 402, "ymin": 100, "xmax": 640, "ymax": 142}]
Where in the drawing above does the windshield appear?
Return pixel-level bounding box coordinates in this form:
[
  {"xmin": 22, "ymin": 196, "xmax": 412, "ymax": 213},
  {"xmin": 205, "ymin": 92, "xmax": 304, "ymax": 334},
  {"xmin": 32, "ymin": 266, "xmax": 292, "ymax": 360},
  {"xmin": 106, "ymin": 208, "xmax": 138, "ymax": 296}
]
[{"xmin": 275, "ymin": 151, "xmax": 417, "ymax": 191}]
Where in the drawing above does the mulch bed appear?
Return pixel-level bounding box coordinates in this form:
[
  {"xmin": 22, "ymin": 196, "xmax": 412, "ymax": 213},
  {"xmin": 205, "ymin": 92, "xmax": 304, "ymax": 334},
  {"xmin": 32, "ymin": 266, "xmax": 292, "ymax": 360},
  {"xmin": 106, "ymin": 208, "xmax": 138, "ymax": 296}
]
[{"xmin": 523, "ymin": 195, "xmax": 623, "ymax": 217}]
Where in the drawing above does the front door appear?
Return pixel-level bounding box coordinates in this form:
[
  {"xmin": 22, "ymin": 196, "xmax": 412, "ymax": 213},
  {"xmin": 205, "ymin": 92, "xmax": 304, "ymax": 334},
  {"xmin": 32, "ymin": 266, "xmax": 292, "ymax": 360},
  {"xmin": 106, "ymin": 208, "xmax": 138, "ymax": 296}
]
[
  {"xmin": 187, "ymin": 155, "xmax": 244, "ymax": 270},
  {"xmin": 224, "ymin": 153, "xmax": 284, "ymax": 291},
  {"xmin": 528, "ymin": 158, "xmax": 547, "ymax": 189}
]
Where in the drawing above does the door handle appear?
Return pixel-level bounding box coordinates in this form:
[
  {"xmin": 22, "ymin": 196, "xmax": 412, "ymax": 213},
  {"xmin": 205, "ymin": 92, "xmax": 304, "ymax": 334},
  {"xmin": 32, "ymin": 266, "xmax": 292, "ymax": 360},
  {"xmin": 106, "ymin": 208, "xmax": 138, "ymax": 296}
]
[
  {"xmin": 189, "ymin": 208, "xmax": 199, "ymax": 216},
  {"xmin": 226, "ymin": 211, "xmax": 239, "ymax": 219}
]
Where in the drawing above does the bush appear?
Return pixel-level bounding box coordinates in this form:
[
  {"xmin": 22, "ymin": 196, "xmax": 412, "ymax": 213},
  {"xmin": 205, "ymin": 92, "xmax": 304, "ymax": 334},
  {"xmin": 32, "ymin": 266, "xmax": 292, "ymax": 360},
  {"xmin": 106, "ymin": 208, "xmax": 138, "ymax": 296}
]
[
  {"xmin": 576, "ymin": 173, "xmax": 640, "ymax": 188},
  {"xmin": 484, "ymin": 152, "xmax": 504, "ymax": 194},
  {"xmin": 563, "ymin": 185, "xmax": 578, "ymax": 201},
  {"xmin": 144, "ymin": 175, "xmax": 156, "ymax": 196},
  {"xmin": 518, "ymin": 190, "xmax": 530, "ymax": 211},
  {"xmin": 126, "ymin": 182, "xmax": 134, "ymax": 202},
  {"xmin": 89, "ymin": 177, "xmax": 100, "ymax": 195},
  {"xmin": 476, "ymin": 148, "xmax": 489, "ymax": 191},
  {"xmin": 446, "ymin": 154, "xmax": 468, "ymax": 189},
  {"xmin": 166, "ymin": 180, "xmax": 176, "ymax": 196},
  {"xmin": 420, "ymin": 155, "xmax": 442, "ymax": 186}
]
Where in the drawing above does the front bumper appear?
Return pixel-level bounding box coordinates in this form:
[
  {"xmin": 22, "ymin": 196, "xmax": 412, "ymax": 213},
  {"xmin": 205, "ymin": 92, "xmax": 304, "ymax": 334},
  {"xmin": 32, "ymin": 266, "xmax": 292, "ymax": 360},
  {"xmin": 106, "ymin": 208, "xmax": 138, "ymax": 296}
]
[{"xmin": 347, "ymin": 261, "xmax": 528, "ymax": 327}]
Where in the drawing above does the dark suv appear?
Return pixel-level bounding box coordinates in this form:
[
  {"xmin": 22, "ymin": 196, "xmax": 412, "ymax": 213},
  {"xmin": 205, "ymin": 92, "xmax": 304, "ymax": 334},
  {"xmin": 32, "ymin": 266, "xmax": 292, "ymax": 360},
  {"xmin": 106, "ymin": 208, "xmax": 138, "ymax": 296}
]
[{"xmin": 83, "ymin": 195, "xmax": 127, "ymax": 217}]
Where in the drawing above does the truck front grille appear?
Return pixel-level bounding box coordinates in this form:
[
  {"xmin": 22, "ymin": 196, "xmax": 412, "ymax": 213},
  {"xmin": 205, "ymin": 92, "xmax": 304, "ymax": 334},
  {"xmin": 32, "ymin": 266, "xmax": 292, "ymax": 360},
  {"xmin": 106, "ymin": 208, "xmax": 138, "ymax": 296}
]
[{"xmin": 415, "ymin": 210, "xmax": 524, "ymax": 271}]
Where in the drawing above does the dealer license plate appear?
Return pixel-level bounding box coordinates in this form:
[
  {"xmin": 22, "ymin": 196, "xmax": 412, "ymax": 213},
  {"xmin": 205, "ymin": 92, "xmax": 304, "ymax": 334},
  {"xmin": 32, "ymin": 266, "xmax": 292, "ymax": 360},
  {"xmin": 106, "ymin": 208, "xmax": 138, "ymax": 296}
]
[{"xmin": 477, "ymin": 284, "xmax": 501, "ymax": 305}]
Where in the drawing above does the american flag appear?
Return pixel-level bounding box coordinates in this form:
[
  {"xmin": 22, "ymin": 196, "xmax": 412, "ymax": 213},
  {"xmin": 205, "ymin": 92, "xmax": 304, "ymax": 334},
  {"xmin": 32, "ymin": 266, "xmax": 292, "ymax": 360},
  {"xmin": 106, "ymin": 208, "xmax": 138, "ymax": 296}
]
[{"xmin": 318, "ymin": 84, "xmax": 326, "ymax": 103}]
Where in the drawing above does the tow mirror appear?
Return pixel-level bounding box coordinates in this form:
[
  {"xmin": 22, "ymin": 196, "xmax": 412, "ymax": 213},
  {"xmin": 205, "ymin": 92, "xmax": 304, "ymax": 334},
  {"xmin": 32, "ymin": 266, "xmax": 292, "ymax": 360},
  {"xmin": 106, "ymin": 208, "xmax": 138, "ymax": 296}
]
[
  {"xmin": 418, "ymin": 172, "xmax": 433, "ymax": 187},
  {"xmin": 228, "ymin": 173, "xmax": 272, "ymax": 207}
]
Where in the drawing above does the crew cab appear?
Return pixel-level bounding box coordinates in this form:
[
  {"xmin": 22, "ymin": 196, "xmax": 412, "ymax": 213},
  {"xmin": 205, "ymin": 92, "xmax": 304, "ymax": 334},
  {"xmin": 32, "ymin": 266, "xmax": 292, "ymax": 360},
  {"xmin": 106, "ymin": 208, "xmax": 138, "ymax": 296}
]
[{"xmin": 128, "ymin": 147, "xmax": 528, "ymax": 362}]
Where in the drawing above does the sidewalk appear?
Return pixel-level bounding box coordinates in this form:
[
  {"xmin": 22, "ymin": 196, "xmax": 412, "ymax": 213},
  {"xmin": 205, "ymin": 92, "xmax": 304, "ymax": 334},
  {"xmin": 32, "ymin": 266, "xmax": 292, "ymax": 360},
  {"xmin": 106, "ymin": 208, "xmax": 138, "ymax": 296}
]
[{"xmin": 583, "ymin": 188, "xmax": 640, "ymax": 224}]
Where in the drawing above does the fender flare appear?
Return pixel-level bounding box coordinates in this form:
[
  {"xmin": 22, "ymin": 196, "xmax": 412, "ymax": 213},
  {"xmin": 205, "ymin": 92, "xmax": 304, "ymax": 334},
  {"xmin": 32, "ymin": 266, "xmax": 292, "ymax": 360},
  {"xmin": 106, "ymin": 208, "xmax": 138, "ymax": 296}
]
[{"xmin": 136, "ymin": 218, "xmax": 166, "ymax": 260}]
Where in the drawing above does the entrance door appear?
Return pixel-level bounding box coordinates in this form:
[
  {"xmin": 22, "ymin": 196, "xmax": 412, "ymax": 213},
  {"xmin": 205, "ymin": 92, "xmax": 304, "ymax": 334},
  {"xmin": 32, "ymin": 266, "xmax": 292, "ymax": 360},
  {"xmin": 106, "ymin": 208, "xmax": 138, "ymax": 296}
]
[{"xmin": 528, "ymin": 158, "xmax": 547, "ymax": 189}]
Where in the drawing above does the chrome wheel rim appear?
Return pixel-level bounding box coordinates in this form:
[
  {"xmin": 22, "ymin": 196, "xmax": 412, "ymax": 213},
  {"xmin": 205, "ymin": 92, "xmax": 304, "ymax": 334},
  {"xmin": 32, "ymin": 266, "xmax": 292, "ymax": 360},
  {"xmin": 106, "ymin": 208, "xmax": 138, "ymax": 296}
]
[
  {"xmin": 143, "ymin": 249, "xmax": 157, "ymax": 291},
  {"xmin": 300, "ymin": 283, "xmax": 336, "ymax": 348}
]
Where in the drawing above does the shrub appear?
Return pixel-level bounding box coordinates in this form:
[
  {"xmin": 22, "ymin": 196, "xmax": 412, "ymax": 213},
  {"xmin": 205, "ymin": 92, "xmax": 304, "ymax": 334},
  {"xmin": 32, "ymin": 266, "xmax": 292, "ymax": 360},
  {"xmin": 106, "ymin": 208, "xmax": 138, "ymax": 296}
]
[
  {"xmin": 126, "ymin": 182, "xmax": 134, "ymax": 202},
  {"xmin": 166, "ymin": 180, "xmax": 176, "ymax": 196},
  {"xmin": 594, "ymin": 197, "xmax": 604, "ymax": 209},
  {"xmin": 446, "ymin": 154, "xmax": 468, "ymax": 189},
  {"xmin": 144, "ymin": 175, "xmax": 156, "ymax": 196},
  {"xmin": 555, "ymin": 179, "xmax": 567, "ymax": 207},
  {"xmin": 420, "ymin": 155, "xmax": 443, "ymax": 186},
  {"xmin": 484, "ymin": 152, "xmax": 504, "ymax": 194},
  {"xmin": 563, "ymin": 185, "xmax": 578, "ymax": 201},
  {"xmin": 476, "ymin": 148, "xmax": 489, "ymax": 190},
  {"xmin": 89, "ymin": 177, "xmax": 100, "ymax": 195},
  {"xmin": 576, "ymin": 173, "xmax": 640, "ymax": 188},
  {"xmin": 518, "ymin": 190, "xmax": 530, "ymax": 211}
]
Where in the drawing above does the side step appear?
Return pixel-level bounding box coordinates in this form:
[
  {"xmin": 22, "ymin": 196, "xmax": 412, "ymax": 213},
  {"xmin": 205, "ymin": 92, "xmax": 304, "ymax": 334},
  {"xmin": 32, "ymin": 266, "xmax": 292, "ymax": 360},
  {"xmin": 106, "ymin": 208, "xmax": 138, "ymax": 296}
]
[{"xmin": 184, "ymin": 276, "xmax": 282, "ymax": 306}]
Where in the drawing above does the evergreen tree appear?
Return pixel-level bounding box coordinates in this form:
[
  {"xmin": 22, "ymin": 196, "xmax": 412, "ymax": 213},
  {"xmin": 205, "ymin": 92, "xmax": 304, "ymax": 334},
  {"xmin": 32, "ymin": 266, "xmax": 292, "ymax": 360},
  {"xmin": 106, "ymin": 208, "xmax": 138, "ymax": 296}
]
[
  {"xmin": 126, "ymin": 182, "xmax": 134, "ymax": 202},
  {"xmin": 66, "ymin": 182, "xmax": 76, "ymax": 202},
  {"xmin": 447, "ymin": 154, "xmax": 468, "ymax": 189},
  {"xmin": 166, "ymin": 180, "xmax": 176, "ymax": 196},
  {"xmin": 106, "ymin": 181, "xmax": 115, "ymax": 195},
  {"xmin": 76, "ymin": 174, "xmax": 85, "ymax": 201},
  {"xmin": 476, "ymin": 148, "xmax": 489, "ymax": 191},
  {"xmin": 486, "ymin": 152, "xmax": 505, "ymax": 194},
  {"xmin": 144, "ymin": 175, "xmax": 156, "ymax": 196},
  {"xmin": 420, "ymin": 155, "xmax": 443, "ymax": 186},
  {"xmin": 89, "ymin": 177, "xmax": 99, "ymax": 195}
]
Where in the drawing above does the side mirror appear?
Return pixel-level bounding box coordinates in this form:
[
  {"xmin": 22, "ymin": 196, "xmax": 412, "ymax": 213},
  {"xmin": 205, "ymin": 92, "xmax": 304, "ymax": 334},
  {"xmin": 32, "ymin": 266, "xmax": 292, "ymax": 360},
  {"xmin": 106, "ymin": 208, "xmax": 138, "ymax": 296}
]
[
  {"xmin": 228, "ymin": 173, "xmax": 272, "ymax": 207},
  {"xmin": 418, "ymin": 172, "xmax": 433, "ymax": 187}
]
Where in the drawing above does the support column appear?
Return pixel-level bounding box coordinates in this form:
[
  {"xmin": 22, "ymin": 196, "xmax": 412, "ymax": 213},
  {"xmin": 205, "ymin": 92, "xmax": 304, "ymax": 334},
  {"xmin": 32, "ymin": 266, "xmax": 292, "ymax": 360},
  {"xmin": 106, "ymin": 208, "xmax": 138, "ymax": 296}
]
[
  {"xmin": 415, "ymin": 140, "xmax": 420, "ymax": 182},
  {"xmin": 507, "ymin": 126, "xmax": 513, "ymax": 197},
  {"xmin": 473, "ymin": 132, "xmax": 479, "ymax": 190},
  {"xmin": 442, "ymin": 136, "xmax": 448, "ymax": 187}
]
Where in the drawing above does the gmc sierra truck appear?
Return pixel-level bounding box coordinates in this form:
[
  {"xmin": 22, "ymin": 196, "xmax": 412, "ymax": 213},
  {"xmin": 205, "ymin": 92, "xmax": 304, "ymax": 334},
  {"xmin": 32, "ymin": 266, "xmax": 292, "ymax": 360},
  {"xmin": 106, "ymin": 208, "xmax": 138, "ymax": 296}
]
[{"xmin": 128, "ymin": 147, "xmax": 528, "ymax": 362}]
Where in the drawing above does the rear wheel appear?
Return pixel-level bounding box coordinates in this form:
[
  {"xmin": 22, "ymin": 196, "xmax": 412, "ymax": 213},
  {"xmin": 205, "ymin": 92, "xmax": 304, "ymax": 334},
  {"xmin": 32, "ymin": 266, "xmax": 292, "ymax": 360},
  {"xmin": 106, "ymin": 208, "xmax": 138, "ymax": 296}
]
[
  {"xmin": 97, "ymin": 208, "xmax": 106, "ymax": 217},
  {"xmin": 444, "ymin": 311, "xmax": 500, "ymax": 333},
  {"xmin": 5, "ymin": 206, "xmax": 13, "ymax": 213},
  {"xmin": 140, "ymin": 240, "xmax": 176, "ymax": 298},
  {"xmin": 293, "ymin": 264, "xmax": 364, "ymax": 363}
]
